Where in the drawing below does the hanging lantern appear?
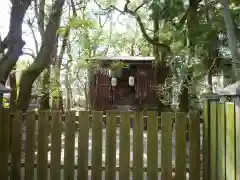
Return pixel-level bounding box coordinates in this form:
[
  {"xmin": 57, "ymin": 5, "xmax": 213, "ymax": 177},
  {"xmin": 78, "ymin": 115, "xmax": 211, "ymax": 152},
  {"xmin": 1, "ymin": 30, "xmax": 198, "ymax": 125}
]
[
  {"xmin": 111, "ymin": 77, "xmax": 117, "ymax": 87},
  {"xmin": 129, "ymin": 76, "xmax": 134, "ymax": 86}
]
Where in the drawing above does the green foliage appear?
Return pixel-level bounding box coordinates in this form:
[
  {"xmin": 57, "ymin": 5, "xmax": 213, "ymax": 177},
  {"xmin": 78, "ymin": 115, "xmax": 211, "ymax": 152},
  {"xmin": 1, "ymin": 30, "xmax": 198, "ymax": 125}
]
[
  {"xmin": 109, "ymin": 61, "xmax": 129, "ymax": 71},
  {"xmin": 2, "ymin": 97, "xmax": 9, "ymax": 108},
  {"xmin": 149, "ymin": 0, "xmax": 184, "ymax": 21},
  {"xmin": 19, "ymin": 0, "xmax": 240, "ymax": 110},
  {"xmin": 69, "ymin": 17, "xmax": 95, "ymax": 29},
  {"xmin": 57, "ymin": 17, "xmax": 95, "ymax": 37}
]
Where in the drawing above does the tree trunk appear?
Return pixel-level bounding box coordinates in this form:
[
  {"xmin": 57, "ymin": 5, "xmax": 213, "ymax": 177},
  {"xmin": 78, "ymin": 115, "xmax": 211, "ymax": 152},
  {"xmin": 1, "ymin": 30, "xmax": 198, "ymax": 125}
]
[
  {"xmin": 151, "ymin": 3, "xmax": 171, "ymax": 112},
  {"xmin": 178, "ymin": 0, "xmax": 198, "ymax": 112},
  {"xmin": 33, "ymin": 0, "xmax": 51, "ymax": 110},
  {"xmin": 205, "ymin": 0, "xmax": 213, "ymax": 92},
  {"xmin": 178, "ymin": 80, "xmax": 189, "ymax": 112},
  {"xmin": 65, "ymin": 60, "xmax": 71, "ymax": 110},
  {"xmin": 220, "ymin": 0, "xmax": 240, "ymax": 81},
  {"xmin": 40, "ymin": 38, "xmax": 57, "ymax": 109},
  {"xmin": 17, "ymin": 0, "xmax": 65, "ymax": 111},
  {"xmin": 84, "ymin": 84, "xmax": 89, "ymax": 109},
  {"xmin": 0, "ymin": 0, "xmax": 32, "ymax": 84},
  {"xmin": 207, "ymin": 68, "xmax": 213, "ymax": 91},
  {"xmin": 9, "ymin": 70, "xmax": 17, "ymax": 111},
  {"xmin": 52, "ymin": 0, "xmax": 77, "ymax": 110},
  {"xmin": 40, "ymin": 67, "xmax": 50, "ymax": 109}
]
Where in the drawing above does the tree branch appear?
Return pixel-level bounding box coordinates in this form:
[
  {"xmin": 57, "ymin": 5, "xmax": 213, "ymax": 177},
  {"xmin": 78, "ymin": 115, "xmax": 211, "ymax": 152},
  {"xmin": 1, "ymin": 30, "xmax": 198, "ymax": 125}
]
[
  {"xmin": 57, "ymin": 0, "xmax": 78, "ymax": 69},
  {"xmin": 0, "ymin": 0, "xmax": 32, "ymax": 84},
  {"xmin": 178, "ymin": 0, "xmax": 203, "ymax": 27},
  {"xmin": 123, "ymin": 0, "xmax": 171, "ymax": 53},
  {"xmin": 18, "ymin": 0, "xmax": 66, "ymax": 111},
  {"xmin": 27, "ymin": 18, "xmax": 39, "ymax": 54},
  {"xmin": 34, "ymin": 0, "xmax": 45, "ymax": 39},
  {"xmin": 93, "ymin": 0, "xmax": 171, "ymax": 52},
  {"xmin": 22, "ymin": 52, "xmax": 37, "ymax": 59}
]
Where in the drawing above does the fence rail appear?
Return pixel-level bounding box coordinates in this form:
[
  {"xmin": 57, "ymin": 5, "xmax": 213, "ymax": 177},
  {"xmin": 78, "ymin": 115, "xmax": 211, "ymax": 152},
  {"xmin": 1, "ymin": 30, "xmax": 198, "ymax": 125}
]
[{"xmin": 0, "ymin": 109, "xmax": 202, "ymax": 180}]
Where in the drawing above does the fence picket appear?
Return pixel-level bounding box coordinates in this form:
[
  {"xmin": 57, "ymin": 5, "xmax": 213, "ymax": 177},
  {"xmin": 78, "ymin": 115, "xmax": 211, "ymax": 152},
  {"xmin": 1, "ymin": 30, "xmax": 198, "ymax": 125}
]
[
  {"xmin": 77, "ymin": 111, "xmax": 89, "ymax": 180},
  {"xmin": 235, "ymin": 98, "xmax": 240, "ymax": 180},
  {"xmin": 175, "ymin": 112, "xmax": 187, "ymax": 180},
  {"xmin": 105, "ymin": 111, "xmax": 117, "ymax": 180},
  {"xmin": 64, "ymin": 111, "xmax": 76, "ymax": 180},
  {"xmin": 0, "ymin": 109, "xmax": 10, "ymax": 180},
  {"xmin": 132, "ymin": 112, "xmax": 144, "ymax": 180},
  {"xmin": 25, "ymin": 111, "xmax": 36, "ymax": 180},
  {"xmin": 217, "ymin": 103, "xmax": 226, "ymax": 180},
  {"xmin": 147, "ymin": 111, "xmax": 158, "ymax": 180},
  {"xmin": 189, "ymin": 112, "xmax": 200, "ymax": 180},
  {"xmin": 50, "ymin": 111, "xmax": 62, "ymax": 180},
  {"xmin": 91, "ymin": 111, "xmax": 103, "ymax": 180},
  {"xmin": 210, "ymin": 102, "xmax": 217, "ymax": 180},
  {"xmin": 11, "ymin": 111, "xmax": 22, "ymax": 180},
  {"xmin": 37, "ymin": 111, "xmax": 49, "ymax": 180},
  {"xmin": 161, "ymin": 112, "xmax": 172, "ymax": 180},
  {"xmin": 119, "ymin": 112, "xmax": 130, "ymax": 180},
  {"xmin": 203, "ymin": 100, "xmax": 209, "ymax": 180},
  {"xmin": 225, "ymin": 102, "xmax": 236, "ymax": 180}
]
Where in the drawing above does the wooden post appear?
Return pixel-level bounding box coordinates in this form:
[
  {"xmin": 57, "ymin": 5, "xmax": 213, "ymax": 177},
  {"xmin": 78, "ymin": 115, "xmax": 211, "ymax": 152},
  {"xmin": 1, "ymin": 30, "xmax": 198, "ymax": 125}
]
[
  {"xmin": 203, "ymin": 99, "xmax": 210, "ymax": 180},
  {"xmin": 233, "ymin": 96, "xmax": 240, "ymax": 180},
  {"xmin": 210, "ymin": 102, "xmax": 217, "ymax": 180},
  {"xmin": 0, "ymin": 108, "xmax": 10, "ymax": 180},
  {"xmin": 119, "ymin": 112, "xmax": 130, "ymax": 180},
  {"xmin": 105, "ymin": 111, "xmax": 117, "ymax": 180},
  {"xmin": 211, "ymin": 82, "xmax": 240, "ymax": 180},
  {"xmin": 217, "ymin": 103, "xmax": 226, "ymax": 180},
  {"xmin": 225, "ymin": 102, "xmax": 236, "ymax": 180}
]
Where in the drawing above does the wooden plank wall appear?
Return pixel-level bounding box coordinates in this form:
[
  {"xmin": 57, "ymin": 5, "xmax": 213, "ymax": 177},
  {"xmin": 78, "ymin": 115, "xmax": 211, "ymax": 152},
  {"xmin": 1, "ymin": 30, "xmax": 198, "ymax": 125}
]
[
  {"xmin": 0, "ymin": 109, "xmax": 202, "ymax": 180},
  {"xmin": 94, "ymin": 68, "xmax": 111, "ymax": 111}
]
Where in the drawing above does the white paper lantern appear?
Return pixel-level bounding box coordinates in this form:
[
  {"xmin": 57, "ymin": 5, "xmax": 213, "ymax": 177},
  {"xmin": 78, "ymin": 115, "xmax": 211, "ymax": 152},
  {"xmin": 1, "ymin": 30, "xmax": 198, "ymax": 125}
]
[
  {"xmin": 129, "ymin": 76, "xmax": 134, "ymax": 86},
  {"xmin": 111, "ymin": 77, "xmax": 117, "ymax": 87}
]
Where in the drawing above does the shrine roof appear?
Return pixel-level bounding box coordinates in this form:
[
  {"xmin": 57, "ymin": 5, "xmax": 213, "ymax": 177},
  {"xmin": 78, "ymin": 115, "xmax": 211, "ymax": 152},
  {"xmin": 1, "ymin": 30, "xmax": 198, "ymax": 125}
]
[
  {"xmin": 86, "ymin": 56, "xmax": 155, "ymax": 62},
  {"xmin": 0, "ymin": 83, "xmax": 11, "ymax": 93}
]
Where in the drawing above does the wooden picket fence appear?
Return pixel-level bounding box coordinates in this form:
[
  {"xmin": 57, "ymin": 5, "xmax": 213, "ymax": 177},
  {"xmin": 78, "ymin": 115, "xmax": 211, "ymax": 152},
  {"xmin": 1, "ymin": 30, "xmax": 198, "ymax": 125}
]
[
  {"xmin": 204, "ymin": 101, "xmax": 240, "ymax": 180},
  {"xmin": 0, "ymin": 109, "xmax": 202, "ymax": 180}
]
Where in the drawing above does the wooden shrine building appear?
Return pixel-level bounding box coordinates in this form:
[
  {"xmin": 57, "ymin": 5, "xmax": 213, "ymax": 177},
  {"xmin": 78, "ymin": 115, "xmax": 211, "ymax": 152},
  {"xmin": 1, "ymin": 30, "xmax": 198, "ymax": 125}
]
[{"xmin": 87, "ymin": 56, "xmax": 159, "ymax": 111}]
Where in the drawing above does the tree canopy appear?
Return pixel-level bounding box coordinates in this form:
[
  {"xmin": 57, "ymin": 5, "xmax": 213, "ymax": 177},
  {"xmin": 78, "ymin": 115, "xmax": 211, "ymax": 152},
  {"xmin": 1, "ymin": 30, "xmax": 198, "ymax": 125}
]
[{"xmin": 0, "ymin": 0, "xmax": 239, "ymax": 111}]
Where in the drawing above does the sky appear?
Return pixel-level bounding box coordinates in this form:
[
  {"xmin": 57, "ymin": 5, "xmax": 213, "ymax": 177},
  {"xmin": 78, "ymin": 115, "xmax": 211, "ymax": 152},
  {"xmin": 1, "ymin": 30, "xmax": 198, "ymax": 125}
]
[
  {"xmin": 0, "ymin": 0, "xmax": 134, "ymax": 97},
  {"xmin": 0, "ymin": 1, "xmax": 10, "ymax": 38},
  {"xmin": 0, "ymin": 0, "xmax": 134, "ymax": 61},
  {"xmin": 0, "ymin": 1, "xmax": 42, "ymax": 63}
]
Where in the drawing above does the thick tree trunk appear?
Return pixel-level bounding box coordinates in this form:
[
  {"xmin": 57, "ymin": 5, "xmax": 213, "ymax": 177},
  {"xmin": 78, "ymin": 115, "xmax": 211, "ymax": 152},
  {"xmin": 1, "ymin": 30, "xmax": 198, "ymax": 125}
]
[
  {"xmin": 40, "ymin": 39, "xmax": 57, "ymax": 109},
  {"xmin": 17, "ymin": 0, "xmax": 65, "ymax": 111},
  {"xmin": 178, "ymin": 80, "xmax": 189, "ymax": 112},
  {"xmin": 204, "ymin": 0, "xmax": 213, "ymax": 92},
  {"xmin": 9, "ymin": 71, "xmax": 17, "ymax": 111},
  {"xmin": 84, "ymin": 84, "xmax": 89, "ymax": 109},
  {"xmin": 33, "ymin": 0, "xmax": 51, "ymax": 110},
  {"xmin": 53, "ymin": 0, "xmax": 77, "ymax": 110},
  {"xmin": 40, "ymin": 67, "xmax": 50, "ymax": 109},
  {"xmin": 178, "ymin": 0, "xmax": 198, "ymax": 112},
  {"xmin": 65, "ymin": 60, "xmax": 71, "ymax": 110},
  {"xmin": 220, "ymin": 0, "xmax": 240, "ymax": 80},
  {"xmin": 207, "ymin": 69, "xmax": 213, "ymax": 91},
  {"xmin": 151, "ymin": 3, "xmax": 171, "ymax": 112},
  {"xmin": 0, "ymin": 0, "xmax": 32, "ymax": 84}
]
